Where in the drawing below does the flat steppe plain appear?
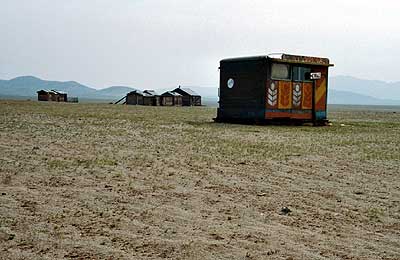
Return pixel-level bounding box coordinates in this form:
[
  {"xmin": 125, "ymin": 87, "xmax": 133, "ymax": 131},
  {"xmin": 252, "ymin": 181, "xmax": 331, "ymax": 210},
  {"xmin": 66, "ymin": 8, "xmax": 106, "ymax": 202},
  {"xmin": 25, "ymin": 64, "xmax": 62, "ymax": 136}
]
[{"xmin": 0, "ymin": 101, "xmax": 399, "ymax": 259}]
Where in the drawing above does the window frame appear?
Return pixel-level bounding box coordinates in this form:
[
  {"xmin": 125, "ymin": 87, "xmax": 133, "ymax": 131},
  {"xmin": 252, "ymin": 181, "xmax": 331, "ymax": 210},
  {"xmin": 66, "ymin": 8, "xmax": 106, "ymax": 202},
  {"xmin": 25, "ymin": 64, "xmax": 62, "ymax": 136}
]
[
  {"xmin": 270, "ymin": 63, "xmax": 291, "ymax": 81},
  {"xmin": 292, "ymin": 66, "xmax": 312, "ymax": 82}
]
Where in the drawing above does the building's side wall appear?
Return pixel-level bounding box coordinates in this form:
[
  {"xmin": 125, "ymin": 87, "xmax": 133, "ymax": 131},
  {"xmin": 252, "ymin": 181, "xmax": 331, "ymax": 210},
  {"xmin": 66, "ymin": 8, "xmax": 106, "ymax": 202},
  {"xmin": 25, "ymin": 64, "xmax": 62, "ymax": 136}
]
[
  {"xmin": 217, "ymin": 59, "xmax": 267, "ymax": 121},
  {"xmin": 314, "ymin": 66, "xmax": 329, "ymax": 120},
  {"xmin": 192, "ymin": 96, "xmax": 201, "ymax": 106}
]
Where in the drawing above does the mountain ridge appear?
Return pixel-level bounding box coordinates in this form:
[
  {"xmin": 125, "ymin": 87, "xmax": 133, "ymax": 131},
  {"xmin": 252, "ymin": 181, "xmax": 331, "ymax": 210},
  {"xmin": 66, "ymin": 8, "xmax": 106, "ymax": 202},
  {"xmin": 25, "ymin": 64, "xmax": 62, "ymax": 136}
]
[{"xmin": 330, "ymin": 75, "xmax": 400, "ymax": 100}]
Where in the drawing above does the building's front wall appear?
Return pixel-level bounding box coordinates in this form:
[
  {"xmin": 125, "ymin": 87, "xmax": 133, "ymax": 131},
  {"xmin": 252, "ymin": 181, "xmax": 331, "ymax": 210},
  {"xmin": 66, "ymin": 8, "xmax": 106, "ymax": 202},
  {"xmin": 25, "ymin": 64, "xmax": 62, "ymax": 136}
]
[
  {"xmin": 126, "ymin": 94, "xmax": 144, "ymax": 105},
  {"xmin": 161, "ymin": 96, "xmax": 174, "ymax": 106},
  {"xmin": 49, "ymin": 93, "xmax": 58, "ymax": 101},
  {"xmin": 265, "ymin": 63, "xmax": 328, "ymax": 121},
  {"xmin": 154, "ymin": 96, "xmax": 160, "ymax": 106},
  {"xmin": 174, "ymin": 96, "xmax": 182, "ymax": 106},
  {"xmin": 127, "ymin": 94, "xmax": 160, "ymax": 106},
  {"xmin": 181, "ymin": 96, "xmax": 191, "ymax": 106},
  {"xmin": 172, "ymin": 89, "xmax": 201, "ymax": 106},
  {"xmin": 143, "ymin": 97, "xmax": 153, "ymax": 106},
  {"xmin": 176, "ymin": 95, "xmax": 201, "ymax": 106}
]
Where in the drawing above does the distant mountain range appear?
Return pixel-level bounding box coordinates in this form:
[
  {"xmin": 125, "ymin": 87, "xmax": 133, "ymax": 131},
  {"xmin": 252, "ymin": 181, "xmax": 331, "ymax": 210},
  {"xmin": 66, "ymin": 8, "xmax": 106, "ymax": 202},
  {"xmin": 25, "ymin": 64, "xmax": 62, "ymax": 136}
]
[
  {"xmin": 331, "ymin": 76, "xmax": 400, "ymax": 100},
  {"xmin": 1, "ymin": 75, "xmax": 400, "ymax": 105},
  {"xmin": 0, "ymin": 76, "xmax": 136, "ymax": 100}
]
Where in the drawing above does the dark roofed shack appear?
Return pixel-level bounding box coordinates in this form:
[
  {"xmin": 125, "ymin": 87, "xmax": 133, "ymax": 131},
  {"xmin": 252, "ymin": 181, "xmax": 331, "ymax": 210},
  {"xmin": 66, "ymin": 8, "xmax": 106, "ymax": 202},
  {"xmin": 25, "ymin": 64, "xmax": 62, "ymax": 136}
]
[
  {"xmin": 126, "ymin": 90, "xmax": 160, "ymax": 106},
  {"xmin": 173, "ymin": 86, "xmax": 202, "ymax": 106},
  {"xmin": 216, "ymin": 53, "xmax": 333, "ymax": 124},
  {"xmin": 37, "ymin": 90, "xmax": 67, "ymax": 102},
  {"xmin": 160, "ymin": 91, "xmax": 182, "ymax": 106}
]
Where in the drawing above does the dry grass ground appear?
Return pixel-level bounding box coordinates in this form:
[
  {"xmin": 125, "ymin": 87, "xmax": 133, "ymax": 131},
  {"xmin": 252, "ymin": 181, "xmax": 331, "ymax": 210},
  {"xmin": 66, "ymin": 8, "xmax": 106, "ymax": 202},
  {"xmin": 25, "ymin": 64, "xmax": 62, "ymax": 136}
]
[{"xmin": 0, "ymin": 100, "xmax": 399, "ymax": 260}]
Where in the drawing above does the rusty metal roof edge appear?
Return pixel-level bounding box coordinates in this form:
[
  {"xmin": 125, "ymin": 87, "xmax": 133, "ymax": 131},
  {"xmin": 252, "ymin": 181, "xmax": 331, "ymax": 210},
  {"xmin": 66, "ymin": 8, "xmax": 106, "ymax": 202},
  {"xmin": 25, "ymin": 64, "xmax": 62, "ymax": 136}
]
[{"xmin": 268, "ymin": 58, "xmax": 334, "ymax": 67}]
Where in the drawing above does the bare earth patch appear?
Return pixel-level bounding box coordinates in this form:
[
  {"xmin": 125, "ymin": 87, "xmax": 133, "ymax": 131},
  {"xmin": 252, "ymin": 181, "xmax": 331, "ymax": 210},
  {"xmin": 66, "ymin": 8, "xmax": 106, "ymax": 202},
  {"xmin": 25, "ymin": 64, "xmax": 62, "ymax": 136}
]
[{"xmin": 0, "ymin": 101, "xmax": 399, "ymax": 259}]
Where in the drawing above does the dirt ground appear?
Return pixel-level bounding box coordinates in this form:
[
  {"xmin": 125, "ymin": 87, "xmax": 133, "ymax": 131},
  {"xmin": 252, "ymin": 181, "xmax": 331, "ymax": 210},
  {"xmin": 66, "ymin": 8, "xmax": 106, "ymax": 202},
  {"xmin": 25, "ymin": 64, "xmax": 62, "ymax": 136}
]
[{"xmin": 0, "ymin": 101, "xmax": 399, "ymax": 260}]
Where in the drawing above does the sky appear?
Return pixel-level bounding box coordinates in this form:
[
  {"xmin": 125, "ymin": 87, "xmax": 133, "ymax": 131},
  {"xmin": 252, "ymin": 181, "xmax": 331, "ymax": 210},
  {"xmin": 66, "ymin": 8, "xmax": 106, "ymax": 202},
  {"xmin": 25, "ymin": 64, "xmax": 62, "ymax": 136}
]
[{"xmin": 1, "ymin": 0, "xmax": 399, "ymax": 89}]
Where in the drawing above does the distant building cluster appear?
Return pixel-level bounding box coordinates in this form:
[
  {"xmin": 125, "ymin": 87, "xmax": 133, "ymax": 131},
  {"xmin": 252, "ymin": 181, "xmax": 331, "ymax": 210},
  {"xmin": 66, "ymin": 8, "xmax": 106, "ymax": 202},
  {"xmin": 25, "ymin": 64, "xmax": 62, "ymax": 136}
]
[
  {"xmin": 37, "ymin": 90, "xmax": 67, "ymax": 102},
  {"xmin": 37, "ymin": 90, "xmax": 78, "ymax": 103},
  {"xmin": 125, "ymin": 86, "xmax": 201, "ymax": 106},
  {"xmin": 36, "ymin": 86, "xmax": 201, "ymax": 106}
]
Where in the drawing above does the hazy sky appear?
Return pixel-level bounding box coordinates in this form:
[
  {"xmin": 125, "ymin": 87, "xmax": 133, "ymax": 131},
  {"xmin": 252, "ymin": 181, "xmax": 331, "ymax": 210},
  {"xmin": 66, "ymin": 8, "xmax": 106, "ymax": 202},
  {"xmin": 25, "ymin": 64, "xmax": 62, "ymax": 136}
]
[{"xmin": 1, "ymin": 0, "xmax": 399, "ymax": 89}]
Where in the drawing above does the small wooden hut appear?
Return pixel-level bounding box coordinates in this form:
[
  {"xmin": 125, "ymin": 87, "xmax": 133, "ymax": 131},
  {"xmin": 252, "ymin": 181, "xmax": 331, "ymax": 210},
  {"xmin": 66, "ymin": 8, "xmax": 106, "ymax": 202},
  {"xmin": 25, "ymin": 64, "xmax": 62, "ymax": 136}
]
[
  {"xmin": 37, "ymin": 90, "xmax": 67, "ymax": 102},
  {"xmin": 126, "ymin": 90, "xmax": 160, "ymax": 106},
  {"xmin": 172, "ymin": 86, "xmax": 201, "ymax": 106}
]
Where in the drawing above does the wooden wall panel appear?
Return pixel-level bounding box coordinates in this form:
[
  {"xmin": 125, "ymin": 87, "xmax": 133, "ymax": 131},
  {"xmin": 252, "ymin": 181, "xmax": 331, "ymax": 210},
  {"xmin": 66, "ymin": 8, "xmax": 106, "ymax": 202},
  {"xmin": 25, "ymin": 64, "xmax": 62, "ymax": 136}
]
[
  {"xmin": 278, "ymin": 81, "xmax": 292, "ymax": 109},
  {"xmin": 302, "ymin": 82, "xmax": 313, "ymax": 109}
]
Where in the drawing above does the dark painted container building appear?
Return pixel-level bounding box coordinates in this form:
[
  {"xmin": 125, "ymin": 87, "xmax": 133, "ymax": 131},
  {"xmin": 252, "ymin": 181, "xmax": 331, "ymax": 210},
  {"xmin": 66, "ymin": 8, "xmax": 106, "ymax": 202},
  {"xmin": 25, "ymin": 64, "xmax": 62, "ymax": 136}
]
[{"xmin": 216, "ymin": 53, "xmax": 333, "ymax": 123}]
